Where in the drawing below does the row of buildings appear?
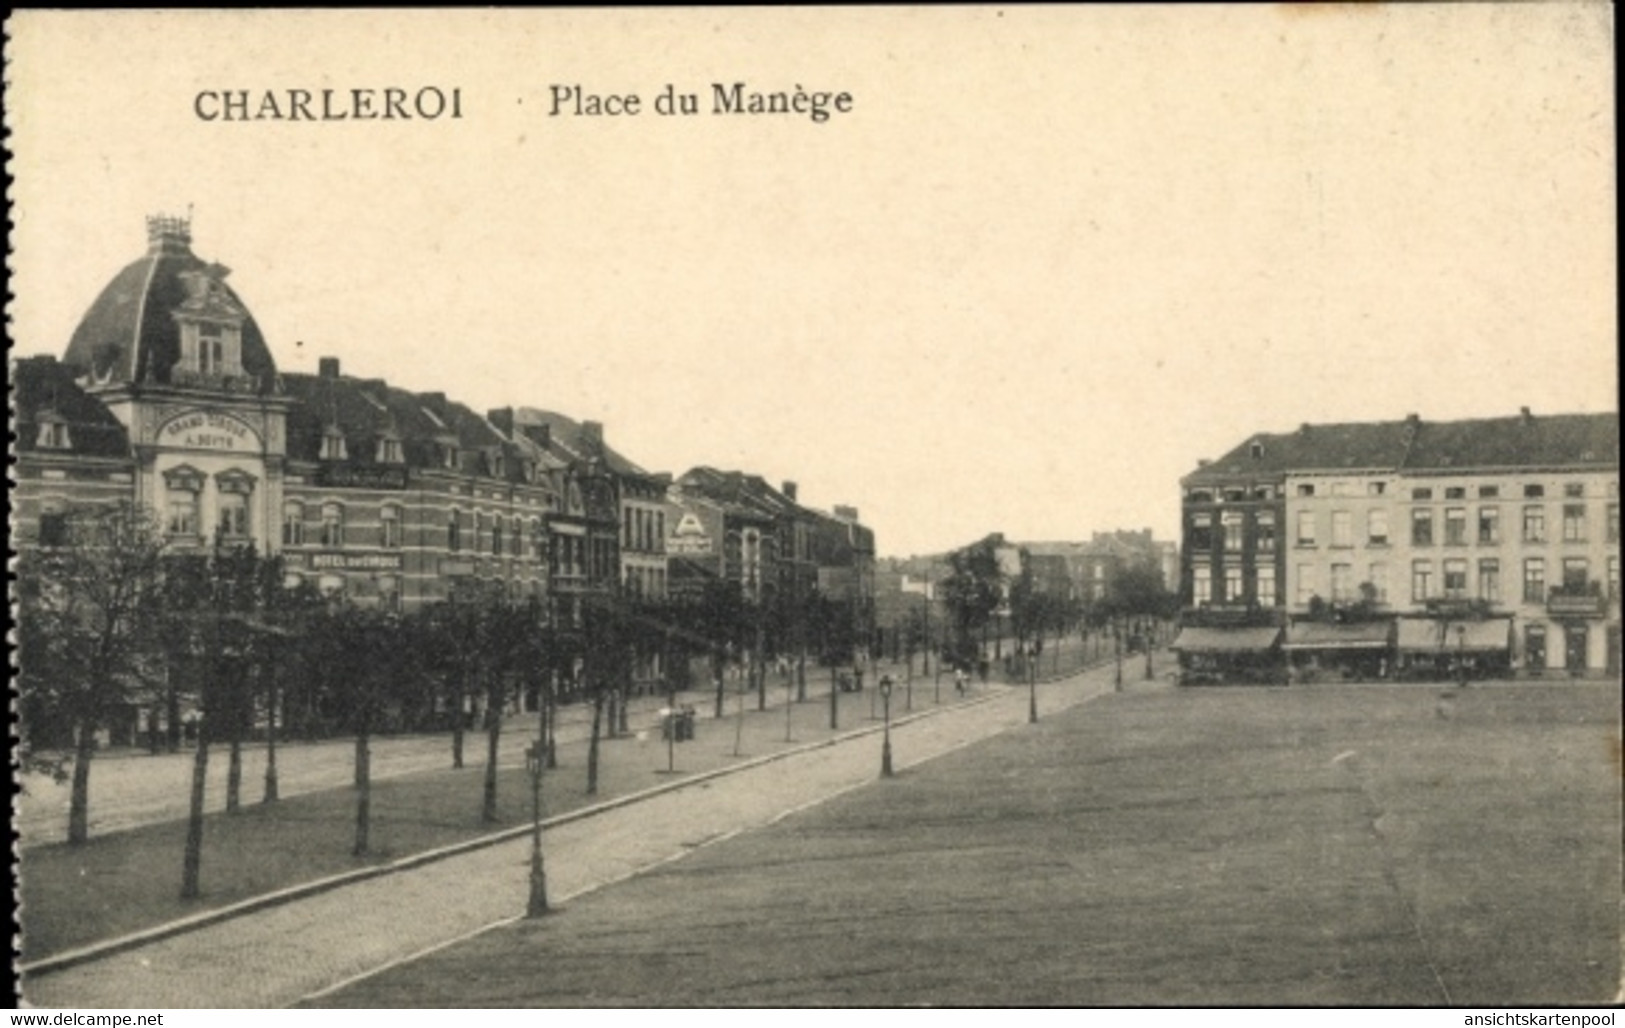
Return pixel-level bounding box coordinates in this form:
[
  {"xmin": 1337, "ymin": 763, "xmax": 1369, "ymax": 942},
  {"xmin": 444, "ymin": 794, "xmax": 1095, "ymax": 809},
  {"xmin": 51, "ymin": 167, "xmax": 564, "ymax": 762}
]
[
  {"xmin": 1175, "ymin": 412, "xmax": 1620, "ymax": 681},
  {"xmin": 13, "ymin": 216, "xmax": 877, "ymax": 677}
]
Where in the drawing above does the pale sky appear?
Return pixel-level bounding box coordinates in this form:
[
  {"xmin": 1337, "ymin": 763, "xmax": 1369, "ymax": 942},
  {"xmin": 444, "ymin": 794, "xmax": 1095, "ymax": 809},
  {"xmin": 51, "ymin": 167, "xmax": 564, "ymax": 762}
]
[{"xmin": 8, "ymin": 6, "xmax": 1616, "ymax": 557}]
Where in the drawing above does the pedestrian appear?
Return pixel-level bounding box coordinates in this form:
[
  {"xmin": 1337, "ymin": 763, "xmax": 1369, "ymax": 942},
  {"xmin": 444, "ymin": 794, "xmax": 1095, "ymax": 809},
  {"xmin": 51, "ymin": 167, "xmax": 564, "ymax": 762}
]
[{"xmin": 954, "ymin": 667, "xmax": 967, "ymax": 696}]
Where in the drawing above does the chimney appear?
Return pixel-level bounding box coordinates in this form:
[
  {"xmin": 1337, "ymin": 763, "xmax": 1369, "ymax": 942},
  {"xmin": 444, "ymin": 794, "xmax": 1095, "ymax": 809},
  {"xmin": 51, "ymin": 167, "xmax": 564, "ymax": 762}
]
[
  {"xmin": 1406, "ymin": 412, "xmax": 1420, "ymax": 425},
  {"xmin": 318, "ymin": 357, "xmax": 341, "ymax": 379},
  {"xmin": 580, "ymin": 420, "xmax": 604, "ymax": 455},
  {"xmin": 1520, "ymin": 406, "xmax": 1534, "ymax": 423},
  {"xmin": 521, "ymin": 423, "xmax": 552, "ymax": 450},
  {"xmin": 833, "ymin": 504, "xmax": 859, "ymax": 522},
  {"xmin": 1298, "ymin": 422, "xmax": 1311, "ymax": 436},
  {"xmin": 782, "ymin": 480, "xmax": 798, "ymax": 501},
  {"xmin": 1197, "ymin": 458, "xmax": 1211, "ymax": 468},
  {"xmin": 487, "ymin": 407, "xmax": 514, "ymax": 436}
]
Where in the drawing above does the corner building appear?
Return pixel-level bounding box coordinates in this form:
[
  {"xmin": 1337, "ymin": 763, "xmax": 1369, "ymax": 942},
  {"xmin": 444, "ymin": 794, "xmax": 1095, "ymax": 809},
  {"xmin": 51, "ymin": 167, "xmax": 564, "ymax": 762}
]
[
  {"xmin": 13, "ymin": 216, "xmax": 615, "ymax": 615},
  {"xmin": 1176, "ymin": 412, "xmax": 1619, "ymax": 680}
]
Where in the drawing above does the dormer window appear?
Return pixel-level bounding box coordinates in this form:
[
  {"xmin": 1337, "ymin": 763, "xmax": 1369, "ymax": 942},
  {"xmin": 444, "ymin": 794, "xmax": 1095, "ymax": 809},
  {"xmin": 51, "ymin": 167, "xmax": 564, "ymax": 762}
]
[
  {"xmin": 375, "ymin": 433, "xmax": 403, "ymax": 464},
  {"xmin": 35, "ymin": 412, "xmax": 71, "ymax": 450},
  {"xmin": 438, "ymin": 439, "xmax": 460, "ymax": 470},
  {"xmin": 487, "ymin": 451, "xmax": 506, "ymax": 479},
  {"xmin": 179, "ymin": 319, "xmax": 244, "ymax": 378},
  {"xmin": 320, "ymin": 426, "xmax": 348, "ymax": 461}
]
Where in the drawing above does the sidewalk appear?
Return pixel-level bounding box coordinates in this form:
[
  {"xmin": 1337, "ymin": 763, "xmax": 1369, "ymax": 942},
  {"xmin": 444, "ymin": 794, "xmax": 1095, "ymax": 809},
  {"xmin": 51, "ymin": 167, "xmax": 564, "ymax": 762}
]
[{"xmin": 20, "ymin": 652, "xmax": 1142, "ymax": 1007}]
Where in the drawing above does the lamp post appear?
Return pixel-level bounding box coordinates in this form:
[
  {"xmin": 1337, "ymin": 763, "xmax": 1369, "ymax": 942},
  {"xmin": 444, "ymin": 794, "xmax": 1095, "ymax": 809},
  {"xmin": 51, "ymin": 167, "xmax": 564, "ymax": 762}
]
[
  {"xmin": 525, "ymin": 741, "xmax": 549, "ymax": 917},
  {"xmin": 1145, "ymin": 619, "xmax": 1155, "ymax": 680},
  {"xmin": 1114, "ymin": 621, "xmax": 1123, "ymax": 692},
  {"xmin": 879, "ymin": 674, "xmax": 894, "ymax": 778},
  {"xmin": 1027, "ymin": 644, "xmax": 1038, "ymax": 724}
]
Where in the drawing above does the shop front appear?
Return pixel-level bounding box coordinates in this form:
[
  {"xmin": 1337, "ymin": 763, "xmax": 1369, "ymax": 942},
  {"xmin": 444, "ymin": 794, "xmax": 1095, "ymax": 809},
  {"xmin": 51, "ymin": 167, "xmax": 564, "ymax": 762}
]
[
  {"xmin": 1282, "ymin": 620, "xmax": 1393, "ymax": 683},
  {"xmin": 1171, "ymin": 625, "xmax": 1284, "ymax": 685},
  {"xmin": 1395, "ymin": 617, "xmax": 1513, "ymax": 681}
]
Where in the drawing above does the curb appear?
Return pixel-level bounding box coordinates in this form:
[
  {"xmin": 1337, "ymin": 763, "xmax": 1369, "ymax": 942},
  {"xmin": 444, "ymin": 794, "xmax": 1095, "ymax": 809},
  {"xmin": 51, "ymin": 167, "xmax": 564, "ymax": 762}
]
[{"xmin": 20, "ymin": 682, "xmax": 1020, "ymax": 979}]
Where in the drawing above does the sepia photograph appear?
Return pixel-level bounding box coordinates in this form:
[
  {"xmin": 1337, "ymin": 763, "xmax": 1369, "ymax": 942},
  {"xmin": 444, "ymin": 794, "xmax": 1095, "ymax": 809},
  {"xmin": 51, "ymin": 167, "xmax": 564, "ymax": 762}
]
[{"xmin": 7, "ymin": 5, "xmax": 1619, "ymax": 1011}]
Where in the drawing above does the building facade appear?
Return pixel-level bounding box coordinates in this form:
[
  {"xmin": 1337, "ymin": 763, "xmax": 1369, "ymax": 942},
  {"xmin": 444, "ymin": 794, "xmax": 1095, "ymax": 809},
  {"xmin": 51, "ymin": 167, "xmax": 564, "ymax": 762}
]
[{"xmin": 1176, "ymin": 412, "xmax": 1620, "ymax": 680}]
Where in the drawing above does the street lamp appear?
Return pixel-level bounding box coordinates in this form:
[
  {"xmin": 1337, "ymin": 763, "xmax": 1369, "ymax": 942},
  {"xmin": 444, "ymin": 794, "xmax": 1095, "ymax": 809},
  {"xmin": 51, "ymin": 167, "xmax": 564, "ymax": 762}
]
[
  {"xmin": 1114, "ymin": 621, "xmax": 1123, "ymax": 692},
  {"xmin": 879, "ymin": 674, "xmax": 894, "ymax": 778},
  {"xmin": 1145, "ymin": 620, "xmax": 1155, "ymax": 681},
  {"xmin": 1028, "ymin": 644, "xmax": 1038, "ymax": 724},
  {"xmin": 525, "ymin": 741, "xmax": 549, "ymax": 917}
]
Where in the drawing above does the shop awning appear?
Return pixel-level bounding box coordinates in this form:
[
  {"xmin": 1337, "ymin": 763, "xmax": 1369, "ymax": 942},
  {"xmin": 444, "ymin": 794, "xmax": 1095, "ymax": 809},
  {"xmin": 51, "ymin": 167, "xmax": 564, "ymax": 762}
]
[
  {"xmin": 1171, "ymin": 626, "xmax": 1282, "ymax": 653},
  {"xmin": 1396, "ymin": 618, "xmax": 1512, "ymax": 653},
  {"xmin": 1282, "ymin": 621, "xmax": 1393, "ymax": 651}
]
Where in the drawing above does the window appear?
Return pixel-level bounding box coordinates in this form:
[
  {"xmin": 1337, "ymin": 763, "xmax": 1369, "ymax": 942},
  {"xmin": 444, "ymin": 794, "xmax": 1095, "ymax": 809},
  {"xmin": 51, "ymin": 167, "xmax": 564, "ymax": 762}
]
[
  {"xmin": 1522, "ymin": 558, "xmax": 1545, "ymax": 603},
  {"xmin": 1444, "ymin": 487, "xmax": 1465, "ymax": 500},
  {"xmin": 1368, "ymin": 562, "xmax": 1388, "ymax": 603},
  {"xmin": 1609, "ymin": 504, "xmax": 1619, "ymax": 543},
  {"xmin": 1257, "ymin": 511, "xmax": 1276, "ymax": 552},
  {"xmin": 381, "ymin": 504, "xmax": 402, "ymax": 548},
  {"xmin": 1296, "ymin": 511, "xmax": 1316, "ymax": 547},
  {"xmin": 1411, "ymin": 509, "xmax": 1433, "ymax": 546},
  {"xmin": 1189, "ymin": 513, "xmax": 1212, "ymax": 551},
  {"xmin": 1367, "ymin": 481, "xmax": 1386, "ymax": 496},
  {"xmin": 1523, "ymin": 484, "xmax": 1544, "ymax": 498},
  {"xmin": 1479, "ymin": 485, "xmax": 1500, "ymax": 499},
  {"xmin": 448, "ymin": 509, "xmax": 462, "ymax": 552},
  {"xmin": 376, "ymin": 435, "xmax": 403, "ymax": 464},
  {"xmin": 378, "ymin": 576, "xmax": 401, "ymax": 615},
  {"xmin": 1331, "ymin": 563, "xmax": 1353, "ymax": 603},
  {"xmin": 1187, "ymin": 489, "xmax": 1213, "ymax": 504},
  {"xmin": 35, "ymin": 417, "xmax": 70, "ymax": 449},
  {"xmin": 472, "ymin": 512, "xmax": 484, "ymax": 554},
  {"xmin": 167, "ymin": 493, "xmax": 199, "ymax": 538},
  {"xmin": 162, "ymin": 466, "xmax": 204, "ymax": 539},
  {"xmin": 318, "ymin": 574, "xmax": 345, "ymax": 597},
  {"xmin": 1296, "ymin": 484, "xmax": 1315, "ymax": 498},
  {"xmin": 1412, "ymin": 487, "xmax": 1433, "ymax": 501},
  {"xmin": 1224, "ymin": 566, "xmax": 1243, "ymax": 602},
  {"xmin": 1222, "ymin": 512, "xmax": 1244, "ymax": 553},
  {"xmin": 1411, "ymin": 560, "xmax": 1433, "ymax": 603},
  {"xmin": 283, "ymin": 501, "xmax": 305, "ymax": 546},
  {"xmin": 1562, "ymin": 504, "xmax": 1587, "ymax": 542},
  {"xmin": 1444, "ymin": 507, "xmax": 1467, "ymax": 545},
  {"xmin": 1192, "ymin": 564, "xmax": 1210, "ymax": 605},
  {"xmin": 624, "ymin": 508, "xmax": 635, "ymax": 548},
  {"xmin": 197, "ymin": 322, "xmax": 224, "ymax": 374},
  {"xmin": 531, "ymin": 518, "xmax": 544, "ymax": 561},
  {"xmin": 1331, "ymin": 511, "xmax": 1352, "ymax": 548},
  {"xmin": 1564, "ymin": 482, "xmax": 1584, "ymax": 499},
  {"xmin": 1522, "ymin": 505, "xmax": 1546, "ymax": 543},
  {"xmin": 39, "ymin": 511, "xmax": 68, "ymax": 548},
  {"xmin": 1296, "ymin": 564, "xmax": 1316, "ymax": 606},
  {"xmin": 217, "ymin": 491, "xmax": 250, "ymax": 540},
  {"xmin": 1561, "ymin": 558, "xmax": 1589, "ymax": 593},
  {"xmin": 492, "ymin": 516, "xmax": 504, "ymax": 556},
  {"xmin": 1609, "ymin": 556, "xmax": 1620, "ymax": 600},
  {"xmin": 1256, "ymin": 566, "xmax": 1277, "ymax": 607},
  {"xmin": 320, "ymin": 426, "xmax": 348, "ymax": 461},
  {"xmin": 1367, "ymin": 509, "xmax": 1389, "ymax": 546},
  {"xmin": 512, "ymin": 516, "xmax": 522, "ymax": 556},
  {"xmin": 1443, "ymin": 559, "xmax": 1467, "ymax": 599},
  {"xmin": 1477, "ymin": 559, "xmax": 1500, "ymax": 602},
  {"xmin": 1477, "ymin": 506, "xmax": 1499, "ymax": 545},
  {"xmin": 320, "ymin": 503, "xmax": 345, "ymax": 548}
]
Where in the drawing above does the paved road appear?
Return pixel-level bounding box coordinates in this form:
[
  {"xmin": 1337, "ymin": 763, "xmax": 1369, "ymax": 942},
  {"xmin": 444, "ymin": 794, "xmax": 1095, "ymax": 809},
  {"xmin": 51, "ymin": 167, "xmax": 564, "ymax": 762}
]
[
  {"xmin": 15, "ymin": 658, "xmax": 930, "ymax": 846},
  {"xmin": 19, "ymin": 637, "xmax": 1118, "ymax": 847},
  {"xmin": 21, "ymin": 653, "xmax": 1134, "ymax": 1008}
]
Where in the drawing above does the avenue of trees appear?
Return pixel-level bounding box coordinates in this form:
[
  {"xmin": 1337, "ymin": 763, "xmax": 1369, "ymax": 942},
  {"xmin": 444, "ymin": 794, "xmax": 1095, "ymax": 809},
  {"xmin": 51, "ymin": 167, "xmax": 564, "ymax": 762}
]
[{"xmin": 15, "ymin": 503, "xmax": 871, "ymax": 886}]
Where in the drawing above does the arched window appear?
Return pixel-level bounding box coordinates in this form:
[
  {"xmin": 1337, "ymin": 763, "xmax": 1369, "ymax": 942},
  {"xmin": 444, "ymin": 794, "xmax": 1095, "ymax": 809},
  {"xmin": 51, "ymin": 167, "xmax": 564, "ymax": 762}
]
[
  {"xmin": 321, "ymin": 503, "xmax": 345, "ymax": 548},
  {"xmin": 283, "ymin": 501, "xmax": 306, "ymax": 546}
]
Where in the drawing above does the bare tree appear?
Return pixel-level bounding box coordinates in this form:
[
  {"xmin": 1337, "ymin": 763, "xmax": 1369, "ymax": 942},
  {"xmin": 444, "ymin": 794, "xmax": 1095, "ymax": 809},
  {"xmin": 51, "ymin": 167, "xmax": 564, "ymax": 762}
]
[{"xmin": 17, "ymin": 503, "xmax": 170, "ymax": 846}]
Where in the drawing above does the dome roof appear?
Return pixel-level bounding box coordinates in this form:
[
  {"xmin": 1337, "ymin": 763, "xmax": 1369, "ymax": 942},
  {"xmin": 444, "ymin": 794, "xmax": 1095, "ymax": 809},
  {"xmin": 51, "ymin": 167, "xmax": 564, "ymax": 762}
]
[{"xmin": 62, "ymin": 215, "xmax": 279, "ymax": 390}]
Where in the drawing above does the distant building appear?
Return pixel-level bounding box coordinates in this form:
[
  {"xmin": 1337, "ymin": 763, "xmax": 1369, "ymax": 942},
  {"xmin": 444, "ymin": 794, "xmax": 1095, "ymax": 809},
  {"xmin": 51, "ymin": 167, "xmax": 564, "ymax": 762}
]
[{"xmin": 1176, "ymin": 411, "xmax": 1620, "ymax": 680}]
